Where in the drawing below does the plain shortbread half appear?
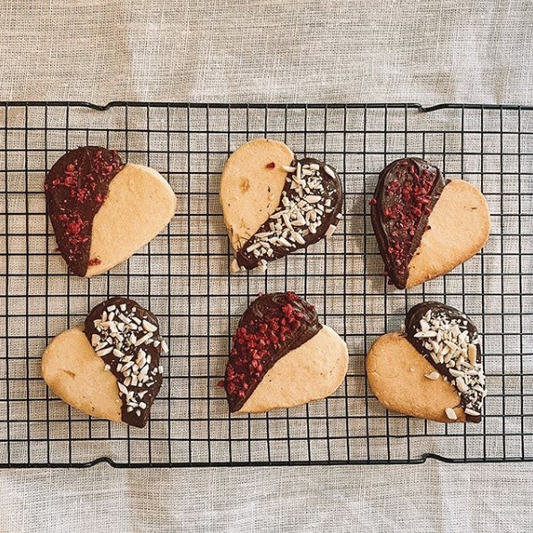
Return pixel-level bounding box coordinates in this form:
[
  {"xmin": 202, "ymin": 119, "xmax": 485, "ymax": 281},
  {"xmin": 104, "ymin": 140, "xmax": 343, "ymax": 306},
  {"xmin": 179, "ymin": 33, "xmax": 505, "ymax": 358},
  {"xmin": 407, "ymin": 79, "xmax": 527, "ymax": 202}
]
[
  {"xmin": 86, "ymin": 163, "xmax": 177, "ymax": 277},
  {"xmin": 220, "ymin": 139, "xmax": 294, "ymax": 252},
  {"xmin": 238, "ymin": 325, "xmax": 349, "ymax": 413},
  {"xmin": 366, "ymin": 332, "xmax": 467, "ymax": 423},
  {"xmin": 42, "ymin": 326, "xmax": 122, "ymax": 423},
  {"xmin": 406, "ymin": 179, "xmax": 490, "ymax": 289}
]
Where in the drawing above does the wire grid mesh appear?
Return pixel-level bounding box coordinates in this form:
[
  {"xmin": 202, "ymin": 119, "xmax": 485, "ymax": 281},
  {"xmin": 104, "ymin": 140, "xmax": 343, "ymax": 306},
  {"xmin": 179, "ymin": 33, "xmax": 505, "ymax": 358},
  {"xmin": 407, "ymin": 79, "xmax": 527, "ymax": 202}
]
[{"xmin": 0, "ymin": 102, "xmax": 531, "ymax": 467}]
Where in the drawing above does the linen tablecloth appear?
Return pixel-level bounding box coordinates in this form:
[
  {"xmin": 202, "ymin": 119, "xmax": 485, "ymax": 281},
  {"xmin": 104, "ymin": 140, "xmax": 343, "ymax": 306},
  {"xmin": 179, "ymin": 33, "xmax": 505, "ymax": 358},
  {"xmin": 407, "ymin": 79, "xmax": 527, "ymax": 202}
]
[{"xmin": 0, "ymin": 1, "xmax": 532, "ymax": 531}]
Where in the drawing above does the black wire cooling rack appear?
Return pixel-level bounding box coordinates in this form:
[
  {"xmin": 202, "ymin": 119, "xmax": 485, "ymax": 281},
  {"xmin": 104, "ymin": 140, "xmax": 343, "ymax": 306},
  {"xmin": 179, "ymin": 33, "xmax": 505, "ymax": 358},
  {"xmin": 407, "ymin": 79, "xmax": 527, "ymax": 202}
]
[{"xmin": 0, "ymin": 102, "xmax": 532, "ymax": 467}]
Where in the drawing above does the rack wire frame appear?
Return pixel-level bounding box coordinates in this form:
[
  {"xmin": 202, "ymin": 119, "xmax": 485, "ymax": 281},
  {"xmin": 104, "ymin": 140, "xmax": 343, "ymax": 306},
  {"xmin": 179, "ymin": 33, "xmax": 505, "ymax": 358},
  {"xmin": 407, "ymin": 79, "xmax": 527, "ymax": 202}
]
[{"xmin": 0, "ymin": 102, "xmax": 532, "ymax": 468}]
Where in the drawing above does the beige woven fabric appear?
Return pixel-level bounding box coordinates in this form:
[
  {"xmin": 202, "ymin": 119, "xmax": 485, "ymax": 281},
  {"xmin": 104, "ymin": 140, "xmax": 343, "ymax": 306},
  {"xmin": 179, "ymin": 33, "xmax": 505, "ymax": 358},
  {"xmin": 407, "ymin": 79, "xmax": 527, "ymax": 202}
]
[
  {"xmin": 1, "ymin": 0, "xmax": 533, "ymax": 532},
  {"xmin": 0, "ymin": 463, "xmax": 530, "ymax": 532},
  {"xmin": 1, "ymin": 0, "xmax": 533, "ymax": 106}
]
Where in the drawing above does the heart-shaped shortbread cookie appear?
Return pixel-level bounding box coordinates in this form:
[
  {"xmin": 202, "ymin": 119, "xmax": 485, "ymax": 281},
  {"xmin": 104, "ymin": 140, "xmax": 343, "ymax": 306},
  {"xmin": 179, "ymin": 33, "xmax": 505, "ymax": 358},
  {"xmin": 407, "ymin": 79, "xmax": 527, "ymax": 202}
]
[
  {"xmin": 45, "ymin": 146, "xmax": 177, "ymax": 277},
  {"xmin": 366, "ymin": 302, "xmax": 486, "ymax": 423},
  {"xmin": 220, "ymin": 139, "xmax": 343, "ymax": 272},
  {"xmin": 221, "ymin": 292, "xmax": 348, "ymax": 413},
  {"xmin": 370, "ymin": 158, "xmax": 490, "ymax": 289},
  {"xmin": 42, "ymin": 297, "xmax": 168, "ymax": 428}
]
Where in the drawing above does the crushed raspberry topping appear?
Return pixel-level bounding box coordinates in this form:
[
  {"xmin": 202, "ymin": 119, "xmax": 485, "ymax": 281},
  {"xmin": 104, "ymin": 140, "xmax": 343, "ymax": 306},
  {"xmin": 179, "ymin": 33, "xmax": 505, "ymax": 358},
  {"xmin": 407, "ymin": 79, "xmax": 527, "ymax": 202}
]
[
  {"xmin": 45, "ymin": 146, "xmax": 124, "ymax": 276},
  {"xmin": 223, "ymin": 291, "xmax": 321, "ymax": 412},
  {"xmin": 54, "ymin": 212, "xmax": 89, "ymax": 249},
  {"xmin": 371, "ymin": 158, "xmax": 447, "ymax": 289}
]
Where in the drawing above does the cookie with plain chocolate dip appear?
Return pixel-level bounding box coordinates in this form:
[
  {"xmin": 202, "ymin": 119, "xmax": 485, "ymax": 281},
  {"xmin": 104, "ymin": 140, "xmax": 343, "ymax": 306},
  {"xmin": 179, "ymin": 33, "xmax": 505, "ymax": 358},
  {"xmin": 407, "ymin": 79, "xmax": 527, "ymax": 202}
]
[
  {"xmin": 220, "ymin": 139, "xmax": 343, "ymax": 273},
  {"xmin": 370, "ymin": 157, "xmax": 490, "ymax": 289},
  {"xmin": 45, "ymin": 146, "xmax": 177, "ymax": 277},
  {"xmin": 366, "ymin": 302, "xmax": 486, "ymax": 423},
  {"xmin": 221, "ymin": 292, "xmax": 349, "ymax": 413},
  {"xmin": 42, "ymin": 297, "xmax": 168, "ymax": 428}
]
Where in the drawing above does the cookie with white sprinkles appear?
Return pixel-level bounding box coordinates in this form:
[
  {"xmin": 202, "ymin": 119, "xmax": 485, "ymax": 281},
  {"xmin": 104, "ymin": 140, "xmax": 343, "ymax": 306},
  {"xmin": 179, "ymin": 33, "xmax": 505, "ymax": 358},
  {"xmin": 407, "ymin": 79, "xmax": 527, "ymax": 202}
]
[
  {"xmin": 366, "ymin": 302, "xmax": 486, "ymax": 423},
  {"xmin": 42, "ymin": 297, "xmax": 168, "ymax": 428},
  {"xmin": 220, "ymin": 139, "xmax": 343, "ymax": 272}
]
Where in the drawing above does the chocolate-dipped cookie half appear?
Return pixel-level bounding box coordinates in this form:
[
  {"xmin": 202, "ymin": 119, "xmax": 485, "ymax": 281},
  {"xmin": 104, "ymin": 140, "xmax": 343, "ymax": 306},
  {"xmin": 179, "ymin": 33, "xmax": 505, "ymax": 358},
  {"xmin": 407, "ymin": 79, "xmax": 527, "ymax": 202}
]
[
  {"xmin": 370, "ymin": 157, "xmax": 490, "ymax": 289},
  {"xmin": 42, "ymin": 297, "xmax": 168, "ymax": 428},
  {"xmin": 366, "ymin": 302, "xmax": 486, "ymax": 423},
  {"xmin": 221, "ymin": 292, "xmax": 348, "ymax": 413},
  {"xmin": 45, "ymin": 146, "xmax": 177, "ymax": 277},
  {"xmin": 220, "ymin": 139, "xmax": 343, "ymax": 273}
]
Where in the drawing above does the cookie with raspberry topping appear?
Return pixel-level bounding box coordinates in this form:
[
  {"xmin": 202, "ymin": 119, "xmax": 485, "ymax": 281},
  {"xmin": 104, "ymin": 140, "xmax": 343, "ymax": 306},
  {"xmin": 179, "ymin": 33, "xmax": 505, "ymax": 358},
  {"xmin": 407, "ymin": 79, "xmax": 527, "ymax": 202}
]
[
  {"xmin": 221, "ymin": 292, "xmax": 348, "ymax": 413},
  {"xmin": 45, "ymin": 146, "xmax": 176, "ymax": 277},
  {"xmin": 370, "ymin": 157, "xmax": 490, "ymax": 289}
]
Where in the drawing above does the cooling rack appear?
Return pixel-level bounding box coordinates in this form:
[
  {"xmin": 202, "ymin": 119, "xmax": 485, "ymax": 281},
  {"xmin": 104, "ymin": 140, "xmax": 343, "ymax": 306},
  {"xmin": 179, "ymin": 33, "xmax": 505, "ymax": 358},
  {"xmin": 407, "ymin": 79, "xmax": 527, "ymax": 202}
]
[{"xmin": 0, "ymin": 102, "xmax": 531, "ymax": 467}]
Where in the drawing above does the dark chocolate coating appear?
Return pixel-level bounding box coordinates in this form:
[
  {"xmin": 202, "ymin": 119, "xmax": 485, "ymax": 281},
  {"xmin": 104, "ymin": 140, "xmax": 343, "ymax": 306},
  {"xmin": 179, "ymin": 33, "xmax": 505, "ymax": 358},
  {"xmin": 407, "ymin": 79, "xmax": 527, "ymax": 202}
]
[
  {"xmin": 45, "ymin": 146, "xmax": 124, "ymax": 276},
  {"xmin": 84, "ymin": 297, "xmax": 163, "ymax": 428},
  {"xmin": 225, "ymin": 292, "xmax": 322, "ymax": 412},
  {"xmin": 236, "ymin": 158, "xmax": 343, "ymax": 270},
  {"xmin": 371, "ymin": 157, "xmax": 447, "ymax": 289},
  {"xmin": 404, "ymin": 301, "xmax": 483, "ymax": 423}
]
